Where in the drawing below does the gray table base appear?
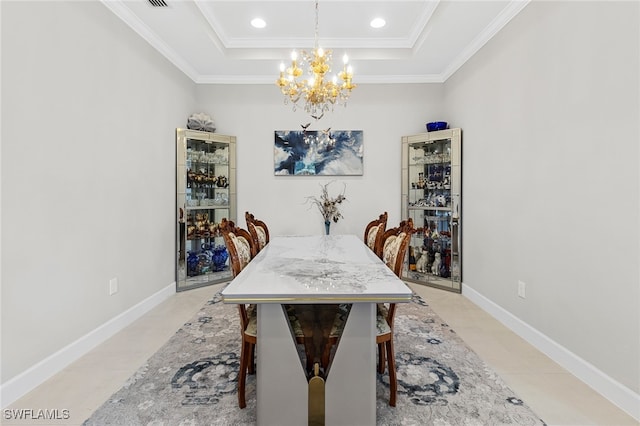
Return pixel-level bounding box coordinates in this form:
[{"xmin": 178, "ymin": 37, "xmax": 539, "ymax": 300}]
[{"xmin": 257, "ymin": 303, "xmax": 376, "ymax": 426}]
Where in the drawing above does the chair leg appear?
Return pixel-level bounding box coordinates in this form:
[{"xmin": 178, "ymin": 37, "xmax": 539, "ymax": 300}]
[
  {"xmin": 248, "ymin": 343, "xmax": 256, "ymax": 375},
  {"xmin": 386, "ymin": 338, "xmax": 397, "ymax": 407},
  {"xmin": 238, "ymin": 340, "xmax": 249, "ymax": 409},
  {"xmin": 378, "ymin": 343, "xmax": 386, "ymax": 373}
]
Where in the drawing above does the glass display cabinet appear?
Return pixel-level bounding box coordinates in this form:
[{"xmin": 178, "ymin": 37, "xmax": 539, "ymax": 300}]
[
  {"xmin": 401, "ymin": 128, "xmax": 461, "ymax": 292},
  {"xmin": 176, "ymin": 128, "xmax": 236, "ymax": 291}
]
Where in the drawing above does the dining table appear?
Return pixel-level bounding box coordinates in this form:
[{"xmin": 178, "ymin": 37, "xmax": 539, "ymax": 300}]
[{"xmin": 221, "ymin": 234, "xmax": 412, "ymax": 426}]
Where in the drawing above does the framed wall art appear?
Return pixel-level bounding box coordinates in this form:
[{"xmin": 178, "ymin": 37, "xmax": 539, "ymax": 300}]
[{"xmin": 274, "ymin": 130, "xmax": 363, "ymax": 175}]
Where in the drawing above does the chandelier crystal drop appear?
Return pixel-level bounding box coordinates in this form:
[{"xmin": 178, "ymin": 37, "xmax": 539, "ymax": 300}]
[{"xmin": 276, "ymin": 0, "xmax": 356, "ymax": 120}]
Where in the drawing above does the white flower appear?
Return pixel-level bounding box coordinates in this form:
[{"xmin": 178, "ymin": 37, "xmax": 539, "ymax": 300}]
[{"xmin": 305, "ymin": 181, "xmax": 347, "ymax": 223}]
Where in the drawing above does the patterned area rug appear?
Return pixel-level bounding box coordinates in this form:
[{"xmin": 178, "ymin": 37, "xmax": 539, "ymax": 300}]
[{"xmin": 83, "ymin": 291, "xmax": 546, "ymax": 425}]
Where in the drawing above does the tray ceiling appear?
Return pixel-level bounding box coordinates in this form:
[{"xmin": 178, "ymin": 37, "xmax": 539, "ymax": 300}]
[{"xmin": 101, "ymin": 0, "xmax": 530, "ymax": 84}]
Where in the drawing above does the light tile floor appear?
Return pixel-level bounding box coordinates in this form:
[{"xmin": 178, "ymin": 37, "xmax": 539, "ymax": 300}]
[{"xmin": 4, "ymin": 283, "xmax": 638, "ymax": 426}]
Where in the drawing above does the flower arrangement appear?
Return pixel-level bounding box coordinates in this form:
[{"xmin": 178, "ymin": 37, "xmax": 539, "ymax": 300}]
[{"xmin": 305, "ymin": 181, "xmax": 347, "ymax": 224}]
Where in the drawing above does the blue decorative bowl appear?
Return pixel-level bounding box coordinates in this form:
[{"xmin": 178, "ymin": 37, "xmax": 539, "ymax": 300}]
[{"xmin": 426, "ymin": 121, "xmax": 448, "ymax": 132}]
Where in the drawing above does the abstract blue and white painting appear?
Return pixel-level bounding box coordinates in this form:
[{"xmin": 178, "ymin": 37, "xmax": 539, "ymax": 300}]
[{"xmin": 274, "ymin": 130, "xmax": 363, "ymax": 175}]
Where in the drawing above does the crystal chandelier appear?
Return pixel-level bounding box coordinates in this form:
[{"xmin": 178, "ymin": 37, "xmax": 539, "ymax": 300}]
[{"xmin": 276, "ymin": 0, "xmax": 356, "ymax": 120}]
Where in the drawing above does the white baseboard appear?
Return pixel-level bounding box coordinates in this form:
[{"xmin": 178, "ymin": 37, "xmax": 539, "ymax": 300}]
[
  {"xmin": 462, "ymin": 284, "xmax": 640, "ymax": 422},
  {"xmin": 0, "ymin": 283, "xmax": 176, "ymax": 409}
]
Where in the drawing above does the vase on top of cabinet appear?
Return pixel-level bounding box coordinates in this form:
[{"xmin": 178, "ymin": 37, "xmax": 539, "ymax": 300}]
[
  {"xmin": 401, "ymin": 128, "xmax": 461, "ymax": 293},
  {"xmin": 176, "ymin": 128, "xmax": 236, "ymax": 291}
]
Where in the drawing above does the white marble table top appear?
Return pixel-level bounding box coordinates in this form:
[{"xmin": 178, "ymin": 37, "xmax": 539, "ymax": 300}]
[{"xmin": 221, "ymin": 234, "xmax": 412, "ymax": 304}]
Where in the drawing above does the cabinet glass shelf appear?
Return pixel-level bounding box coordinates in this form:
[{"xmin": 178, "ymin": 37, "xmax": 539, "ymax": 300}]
[
  {"xmin": 408, "ymin": 206, "xmax": 451, "ymax": 211},
  {"xmin": 186, "ymin": 205, "xmax": 230, "ymax": 210}
]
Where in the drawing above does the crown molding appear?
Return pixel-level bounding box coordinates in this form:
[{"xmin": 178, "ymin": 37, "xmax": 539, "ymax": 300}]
[
  {"xmin": 100, "ymin": 0, "xmax": 200, "ymax": 82},
  {"xmin": 441, "ymin": 0, "xmax": 531, "ymax": 81}
]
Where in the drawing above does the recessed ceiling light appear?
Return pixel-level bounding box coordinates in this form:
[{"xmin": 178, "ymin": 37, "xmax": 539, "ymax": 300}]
[
  {"xmin": 251, "ymin": 18, "xmax": 266, "ymax": 29},
  {"xmin": 370, "ymin": 18, "xmax": 386, "ymax": 29}
]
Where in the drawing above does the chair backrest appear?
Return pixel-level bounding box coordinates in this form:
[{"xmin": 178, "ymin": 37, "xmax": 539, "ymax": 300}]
[
  {"xmin": 219, "ymin": 218, "xmax": 256, "ymax": 277},
  {"xmin": 220, "ymin": 219, "xmax": 258, "ymax": 339},
  {"xmin": 245, "ymin": 211, "xmax": 270, "ymax": 253},
  {"xmin": 364, "ymin": 212, "xmax": 388, "ymax": 258},
  {"xmin": 380, "ymin": 218, "xmax": 415, "ymax": 330},
  {"xmin": 380, "ymin": 218, "xmax": 416, "ymax": 278}
]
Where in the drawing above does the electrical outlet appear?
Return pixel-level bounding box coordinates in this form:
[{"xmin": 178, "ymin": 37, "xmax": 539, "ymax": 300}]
[
  {"xmin": 109, "ymin": 277, "xmax": 119, "ymax": 296},
  {"xmin": 518, "ymin": 280, "xmax": 526, "ymax": 299}
]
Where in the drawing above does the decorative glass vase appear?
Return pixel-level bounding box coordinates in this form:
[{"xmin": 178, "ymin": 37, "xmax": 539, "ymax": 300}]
[
  {"xmin": 324, "ymin": 220, "xmax": 331, "ymax": 235},
  {"xmin": 187, "ymin": 251, "xmax": 199, "ymax": 277},
  {"xmin": 212, "ymin": 245, "xmax": 229, "ymax": 271}
]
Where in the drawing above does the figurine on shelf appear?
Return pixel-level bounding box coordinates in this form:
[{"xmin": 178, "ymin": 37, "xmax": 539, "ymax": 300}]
[
  {"xmin": 441, "ymin": 250, "xmax": 451, "ymax": 278},
  {"xmin": 431, "ymin": 252, "xmax": 442, "ymax": 276},
  {"xmin": 186, "ymin": 213, "xmax": 196, "ymax": 239},
  {"xmin": 415, "ymin": 246, "xmax": 428, "ymax": 273},
  {"xmin": 443, "ymin": 176, "xmax": 451, "ymax": 190},
  {"xmin": 198, "ymin": 252, "xmax": 211, "ymax": 274},
  {"xmin": 409, "ymin": 247, "xmax": 417, "ymax": 271},
  {"xmin": 439, "ymin": 259, "xmax": 448, "ymax": 278},
  {"xmin": 216, "ymin": 175, "xmax": 228, "ymax": 188},
  {"xmin": 210, "ymin": 223, "xmax": 220, "ymax": 237}
]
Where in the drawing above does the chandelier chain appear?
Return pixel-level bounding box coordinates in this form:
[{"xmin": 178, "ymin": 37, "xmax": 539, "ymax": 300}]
[{"xmin": 314, "ymin": 0, "xmax": 319, "ymax": 49}]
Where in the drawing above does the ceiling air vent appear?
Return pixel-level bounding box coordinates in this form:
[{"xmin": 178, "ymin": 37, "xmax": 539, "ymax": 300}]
[{"xmin": 148, "ymin": 0, "xmax": 168, "ymax": 7}]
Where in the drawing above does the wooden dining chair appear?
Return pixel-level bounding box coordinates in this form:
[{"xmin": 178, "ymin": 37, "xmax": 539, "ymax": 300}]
[
  {"xmin": 220, "ymin": 218, "xmax": 312, "ymax": 409},
  {"xmin": 321, "ymin": 218, "xmax": 415, "ymax": 407},
  {"xmin": 364, "ymin": 211, "xmax": 388, "ymax": 258},
  {"xmin": 375, "ymin": 218, "xmax": 415, "ymax": 406},
  {"xmin": 245, "ymin": 211, "xmax": 270, "ymax": 254}
]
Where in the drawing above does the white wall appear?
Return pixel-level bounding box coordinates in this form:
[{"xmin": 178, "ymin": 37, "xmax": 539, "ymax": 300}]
[
  {"xmin": 1, "ymin": 1, "xmax": 196, "ymax": 385},
  {"xmin": 444, "ymin": 0, "xmax": 639, "ymax": 397},
  {"xmin": 196, "ymin": 84, "xmax": 444, "ymax": 237}
]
